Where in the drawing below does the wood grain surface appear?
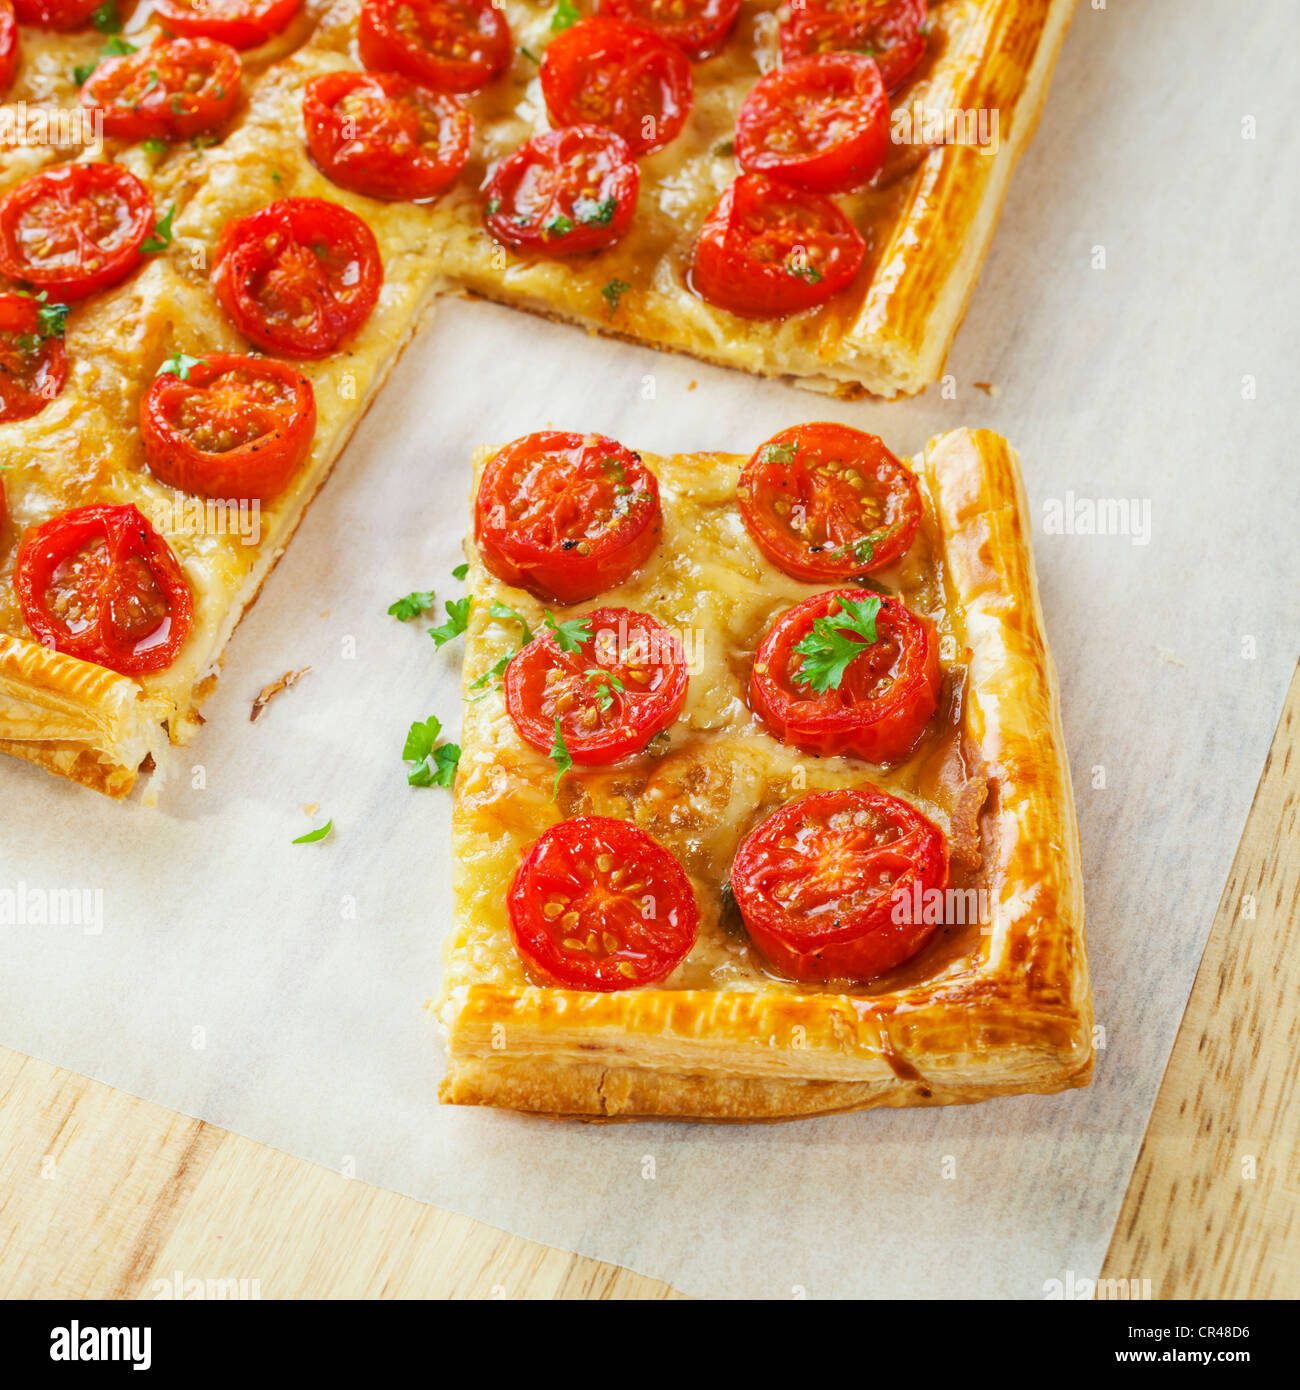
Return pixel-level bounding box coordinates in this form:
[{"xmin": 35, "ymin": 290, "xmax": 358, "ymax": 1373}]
[{"xmin": 2, "ymin": 662, "xmax": 1296, "ymax": 1300}]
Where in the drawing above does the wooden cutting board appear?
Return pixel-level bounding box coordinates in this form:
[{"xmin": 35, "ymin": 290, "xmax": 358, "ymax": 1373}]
[{"xmin": 2, "ymin": 662, "xmax": 1296, "ymax": 1300}]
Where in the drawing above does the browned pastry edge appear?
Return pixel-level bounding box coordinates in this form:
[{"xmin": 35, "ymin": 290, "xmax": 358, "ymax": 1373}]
[{"xmin": 438, "ymin": 427, "xmax": 1092, "ymax": 1120}]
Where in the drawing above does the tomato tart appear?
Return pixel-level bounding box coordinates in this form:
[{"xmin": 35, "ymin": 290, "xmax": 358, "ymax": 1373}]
[
  {"xmin": 439, "ymin": 425, "xmax": 1091, "ymax": 1119},
  {"xmin": 0, "ymin": 0, "xmax": 1077, "ymax": 798}
]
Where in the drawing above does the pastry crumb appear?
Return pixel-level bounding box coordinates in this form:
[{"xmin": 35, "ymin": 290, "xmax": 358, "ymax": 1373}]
[
  {"xmin": 1156, "ymin": 646, "xmax": 1185, "ymax": 667},
  {"xmin": 303, "ymin": 801, "xmax": 320, "ymax": 816},
  {"xmin": 251, "ymin": 666, "xmax": 311, "ymax": 722},
  {"xmin": 973, "ymin": 381, "xmax": 998, "ymax": 396}
]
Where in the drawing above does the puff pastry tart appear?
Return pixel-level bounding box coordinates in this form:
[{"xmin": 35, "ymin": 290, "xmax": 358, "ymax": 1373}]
[
  {"xmin": 0, "ymin": 0, "xmax": 1074, "ymax": 797},
  {"xmin": 439, "ymin": 425, "xmax": 1092, "ymax": 1119}
]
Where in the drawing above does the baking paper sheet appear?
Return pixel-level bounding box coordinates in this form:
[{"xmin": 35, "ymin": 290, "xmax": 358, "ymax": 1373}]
[{"xmin": 3, "ymin": 0, "xmax": 1298, "ymax": 1299}]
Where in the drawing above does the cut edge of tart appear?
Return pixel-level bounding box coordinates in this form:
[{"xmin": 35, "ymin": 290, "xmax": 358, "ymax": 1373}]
[{"xmin": 437, "ymin": 426, "xmax": 1092, "ymax": 1121}]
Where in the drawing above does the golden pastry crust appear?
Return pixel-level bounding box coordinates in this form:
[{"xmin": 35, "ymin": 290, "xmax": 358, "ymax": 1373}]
[{"xmin": 439, "ymin": 427, "xmax": 1091, "ymax": 1119}]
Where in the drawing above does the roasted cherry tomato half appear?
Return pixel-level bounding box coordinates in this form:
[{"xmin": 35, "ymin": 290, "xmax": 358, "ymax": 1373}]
[
  {"xmin": 0, "ymin": 163, "xmax": 155, "ymax": 303},
  {"xmin": 508, "ymin": 815, "xmax": 698, "ymax": 990},
  {"xmin": 212, "ymin": 197, "xmax": 383, "ymax": 359},
  {"xmin": 779, "ymin": 0, "xmax": 928, "ymax": 93},
  {"xmin": 151, "ymin": 0, "xmax": 302, "ymax": 50},
  {"xmin": 484, "ymin": 125, "xmax": 639, "ymax": 258},
  {"xmin": 475, "ymin": 431, "xmax": 662, "ymax": 604},
  {"xmin": 731, "ymin": 786, "xmax": 948, "ymax": 981},
  {"xmin": 595, "ymin": 0, "xmax": 741, "ymax": 59},
  {"xmin": 692, "ymin": 173, "xmax": 865, "ymax": 318},
  {"xmin": 541, "ymin": 17, "xmax": 693, "ymax": 157},
  {"xmin": 0, "ymin": 292, "xmax": 68, "ymax": 424},
  {"xmin": 358, "ymin": 0, "xmax": 511, "ymax": 94},
  {"xmin": 140, "ymin": 353, "xmax": 316, "ymax": 501},
  {"xmin": 303, "ymin": 71, "xmax": 471, "ymax": 203},
  {"xmin": 12, "ymin": 0, "xmax": 99, "ymax": 29},
  {"xmin": 0, "ymin": 1, "xmax": 18, "ymax": 94},
  {"xmin": 735, "ymin": 52, "xmax": 888, "ymax": 193},
  {"xmin": 81, "ymin": 38, "xmax": 242, "ymax": 144},
  {"xmin": 750, "ymin": 588, "xmax": 939, "ymax": 763},
  {"xmin": 737, "ymin": 423, "xmax": 922, "ymax": 582},
  {"xmin": 15, "ymin": 504, "xmax": 194, "ymax": 675},
  {"xmin": 505, "ymin": 606, "xmax": 688, "ymax": 764}
]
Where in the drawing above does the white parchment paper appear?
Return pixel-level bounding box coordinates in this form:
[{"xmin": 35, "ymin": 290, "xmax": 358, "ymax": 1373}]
[{"xmin": 3, "ymin": 0, "xmax": 1298, "ymax": 1298}]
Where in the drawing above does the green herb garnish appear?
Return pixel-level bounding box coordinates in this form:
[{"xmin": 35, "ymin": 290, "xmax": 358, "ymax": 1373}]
[
  {"xmin": 489, "ymin": 600, "xmax": 534, "ymax": 646},
  {"xmin": 583, "ymin": 668, "xmax": 625, "ymax": 712},
  {"xmin": 574, "ymin": 195, "xmax": 616, "ymax": 226},
  {"xmin": 403, "ymin": 715, "xmax": 460, "ymax": 788},
  {"xmin": 387, "ymin": 588, "xmax": 436, "ymax": 621},
  {"xmin": 428, "ymin": 595, "xmax": 472, "ymax": 647},
  {"xmin": 543, "ymin": 611, "xmax": 591, "ymax": 654},
  {"xmin": 157, "ymin": 349, "xmax": 204, "ymax": 380},
  {"xmin": 141, "ymin": 204, "xmax": 177, "ymax": 255},
  {"xmin": 601, "ymin": 278, "xmax": 630, "ymax": 319},
  {"xmin": 292, "ymin": 819, "xmax": 333, "ymax": 844},
  {"xmin": 549, "ymin": 718, "xmax": 572, "ymax": 797},
  {"xmin": 551, "ymin": 0, "xmax": 579, "ymax": 31},
  {"xmin": 790, "ymin": 595, "xmax": 882, "ymax": 694},
  {"xmin": 91, "ymin": 0, "xmax": 121, "ymax": 33}
]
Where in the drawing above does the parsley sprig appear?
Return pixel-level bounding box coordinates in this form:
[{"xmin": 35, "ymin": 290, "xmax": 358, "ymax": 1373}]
[
  {"xmin": 583, "ymin": 668, "xmax": 625, "ymax": 712},
  {"xmin": 403, "ymin": 715, "xmax": 461, "ymax": 788},
  {"xmin": 429, "ymin": 595, "xmax": 471, "ymax": 647},
  {"xmin": 549, "ymin": 717, "xmax": 572, "ymax": 797},
  {"xmin": 551, "ymin": 0, "xmax": 579, "ymax": 30},
  {"xmin": 543, "ymin": 611, "xmax": 591, "ymax": 653},
  {"xmin": 791, "ymin": 595, "xmax": 882, "ymax": 694},
  {"xmin": 387, "ymin": 588, "xmax": 436, "ymax": 621},
  {"xmin": 158, "ymin": 349, "xmax": 204, "ymax": 380},
  {"xmin": 141, "ymin": 204, "xmax": 177, "ymax": 255}
]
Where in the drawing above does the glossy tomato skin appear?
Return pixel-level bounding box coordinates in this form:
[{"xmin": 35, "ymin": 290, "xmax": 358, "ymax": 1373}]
[
  {"xmin": 505, "ymin": 606, "xmax": 688, "ymax": 764},
  {"xmin": 731, "ymin": 786, "xmax": 948, "ymax": 982},
  {"xmin": 0, "ymin": 1, "xmax": 18, "ymax": 94},
  {"xmin": 151, "ymin": 0, "xmax": 302, "ymax": 50},
  {"xmin": 358, "ymin": 0, "xmax": 511, "ymax": 93},
  {"xmin": 303, "ymin": 71, "xmax": 471, "ymax": 202},
  {"xmin": 15, "ymin": 504, "xmax": 194, "ymax": 676},
  {"xmin": 735, "ymin": 53, "xmax": 888, "ymax": 193},
  {"xmin": 595, "ymin": 0, "xmax": 741, "ymax": 58},
  {"xmin": 484, "ymin": 126, "xmax": 639, "ymax": 258},
  {"xmin": 541, "ymin": 17, "xmax": 693, "ymax": 157},
  {"xmin": 475, "ymin": 431, "xmax": 662, "ymax": 603},
  {"xmin": 212, "ymin": 197, "xmax": 383, "ymax": 358},
  {"xmin": 140, "ymin": 354, "xmax": 316, "ymax": 501},
  {"xmin": 12, "ymin": 0, "xmax": 99, "ymax": 29},
  {"xmin": 0, "ymin": 292, "xmax": 68, "ymax": 423},
  {"xmin": 0, "ymin": 163, "xmax": 154, "ymax": 302},
  {"xmin": 779, "ymin": 0, "xmax": 928, "ymax": 93},
  {"xmin": 508, "ymin": 815, "xmax": 698, "ymax": 990},
  {"xmin": 81, "ymin": 39, "xmax": 242, "ymax": 143},
  {"xmin": 750, "ymin": 587, "xmax": 939, "ymax": 763},
  {"xmin": 692, "ymin": 173, "xmax": 865, "ymax": 318},
  {"xmin": 737, "ymin": 422, "xmax": 922, "ymax": 582}
]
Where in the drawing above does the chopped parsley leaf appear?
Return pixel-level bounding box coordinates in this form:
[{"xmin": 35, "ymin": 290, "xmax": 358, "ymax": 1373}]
[
  {"xmin": 157, "ymin": 350, "xmax": 205, "ymax": 380},
  {"xmin": 91, "ymin": 0, "xmax": 121, "ymax": 32},
  {"xmin": 485, "ymin": 196, "xmax": 501, "ymax": 216},
  {"xmin": 583, "ymin": 668, "xmax": 625, "ymax": 712},
  {"xmin": 757, "ymin": 439, "xmax": 798, "ymax": 466},
  {"xmin": 35, "ymin": 300, "xmax": 69, "ymax": 338},
  {"xmin": 543, "ymin": 214, "xmax": 574, "ymax": 238},
  {"xmin": 574, "ymin": 195, "xmax": 616, "ymax": 226},
  {"xmin": 387, "ymin": 588, "xmax": 436, "ymax": 621},
  {"xmin": 452, "ymin": 562, "xmax": 469, "ymax": 581},
  {"xmin": 141, "ymin": 204, "xmax": 177, "ymax": 254},
  {"xmin": 72, "ymin": 63, "xmax": 97, "ymax": 85},
  {"xmin": 551, "ymin": 0, "xmax": 579, "ymax": 31},
  {"xmin": 543, "ymin": 611, "xmax": 591, "ymax": 654},
  {"xmin": 549, "ymin": 718, "xmax": 572, "ymax": 797},
  {"xmin": 601, "ymin": 278, "xmax": 630, "ymax": 319},
  {"xmin": 142, "ymin": 137, "xmax": 168, "ymax": 155},
  {"xmin": 791, "ymin": 595, "xmax": 882, "ymax": 694},
  {"xmin": 403, "ymin": 715, "xmax": 460, "ymax": 788},
  {"xmin": 292, "ymin": 818, "xmax": 333, "ymax": 844},
  {"xmin": 428, "ymin": 595, "xmax": 472, "ymax": 647},
  {"xmin": 519, "ymin": 45, "xmax": 540, "ymax": 63},
  {"xmin": 102, "ymin": 35, "xmax": 135, "ymax": 54},
  {"xmin": 489, "ymin": 600, "xmax": 534, "ymax": 646},
  {"xmin": 787, "ymin": 259, "xmax": 823, "ymax": 284}
]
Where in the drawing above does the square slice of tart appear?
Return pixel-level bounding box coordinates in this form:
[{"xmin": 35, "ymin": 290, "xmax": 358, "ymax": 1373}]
[{"xmin": 439, "ymin": 425, "xmax": 1091, "ymax": 1119}]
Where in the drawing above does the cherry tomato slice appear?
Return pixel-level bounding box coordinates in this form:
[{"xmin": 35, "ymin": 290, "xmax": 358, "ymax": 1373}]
[
  {"xmin": 595, "ymin": 0, "xmax": 741, "ymax": 59},
  {"xmin": 484, "ymin": 125, "xmax": 638, "ymax": 258},
  {"xmin": 140, "ymin": 353, "xmax": 316, "ymax": 501},
  {"xmin": 0, "ymin": 163, "xmax": 154, "ymax": 303},
  {"xmin": 779, "ymin": 0, "xmax": 928, "ymax": 93},
  {"xmin": 15, "ymin": 504, "xmax": 194, "ymax": 676},
  {"xmin": 505, "ymin": 606, "xmax": 688, "ymax": 764},
  {"xmin": 358, "ymin": 0, "xmax": 511, "ymax": 94},
  {"xmin": 750, "ymin": 587, "xmax": 939, "ymax": 763},
  {"xmin": 541, "ymin": 17, "xmax": 693, "ymax": 157},
  {"xmin": 81, "ymin": 38, "xmax": 242, "ymax": 144},
  {"xmin": 692, "ymin": 173, "xmax": 865, "ymax": 318},
  {"xmin": 0, "ymin": 1, "xmax": 18, "ymax": 94},
  {"xmin": 303, "ymin": 71, "xmax": 471, "ymax": 203},
  {"xmin": 12, "ymin": 0, "xmax": 98, "ymax": 29},
  {"xmin": 508, "ymin": 815, "xmax": 698, "ymax": 990},
  {"xmin": 212, "ymin": 197, "xmax": 383, "ymax": 359},
  {"xmin": 0, "ymin": 292, "xmax": 68, "ymax": 423},
  {"xmin": 475, "ymin": 431, "xmax": 662, "ymax": 604},
  {"xmin": 731, "ymin": 786, "xmax": 948, "ymax": 981},
  {"xmin": 735, "ymin": 52, "xmax": 888, "ymax": 193},
  {"xmin": 737, "ymin": 423, "xmax": 922, "ymax": 582},
  {"xmin": 151, "ymin": 0, "xmax": 302, "ymax": 51}
]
